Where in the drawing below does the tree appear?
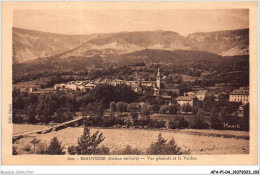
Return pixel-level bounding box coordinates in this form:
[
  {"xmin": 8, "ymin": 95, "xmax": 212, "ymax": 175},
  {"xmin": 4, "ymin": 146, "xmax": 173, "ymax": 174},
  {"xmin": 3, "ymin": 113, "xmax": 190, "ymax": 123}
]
[
  {"xmin": 146, "ymin": 133, "xmax": 183, "ymax": 155},
  {"xmin": 13, "ymin": 146, "xmax": 18, "ymax": 155},
  {"xmin": 70, "ymin": 127, "xmax": 105, "ymax": 155},
  {"xmin": 141, "ymin": 104, "xmax": 152, "ymax": 117},
  {"xmin": 116, "ymin": 102, "xmax": 125, "ymax": 113},
  {"xmin": 168, "ymin": 105, "xmax": 178, "ymax": 114},
  {"xmin": 210, "ymin": 108, "xmax": 223, "ymax": 130},
  {"xmin": 46, "ymin": 137, "xmax": 65, "ymax": 155},
  {"xmin": 190, "ymin": 111, "xmax": 208, "ymax": 129},
  {"xmin": 181, "ymin": 103, "xmax": 192, "ymax": 113},
  {"xmin": 159, "ymin": 106, "xmax": 169, "ymax": 114},
  {"xmin": 169, "ymin": 117, "xmax": 189, "ymax": 129},
  {"xmin": 110, "ymin": 102, "xmax": 116, "ymax": 112},
  {"xmin": 151, "ymin": 104, "xmax": 160, "ymax": 113},
  {"xmin": 27, "ymin": 104, "xmax": 37, "ymax": 124},
  {"xmin": 202, "ymin": 96, "xmax": 216, "ymax": 112},
  {"xmin": 30, "ymin": 137, "xmax": 41, "ymax": 154}
]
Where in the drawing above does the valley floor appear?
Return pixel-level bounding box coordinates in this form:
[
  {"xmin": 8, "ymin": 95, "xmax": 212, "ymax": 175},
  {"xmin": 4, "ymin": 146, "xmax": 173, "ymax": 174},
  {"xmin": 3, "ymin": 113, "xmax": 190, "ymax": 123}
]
[{"xmin": 13, "ymin": 124, "xmax": 249, "ymax": 155}]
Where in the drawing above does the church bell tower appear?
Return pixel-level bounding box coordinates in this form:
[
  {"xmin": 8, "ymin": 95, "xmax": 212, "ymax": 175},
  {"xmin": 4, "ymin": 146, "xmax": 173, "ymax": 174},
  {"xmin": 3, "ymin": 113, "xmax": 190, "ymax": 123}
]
[{"xmin": 156, "ymin": 68, "xmax": 161, "ymax": 89}]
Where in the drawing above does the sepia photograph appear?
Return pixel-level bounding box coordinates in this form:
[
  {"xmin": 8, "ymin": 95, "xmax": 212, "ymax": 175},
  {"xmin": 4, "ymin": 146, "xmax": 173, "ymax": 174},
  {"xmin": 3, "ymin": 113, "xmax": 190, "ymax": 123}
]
[{"xmin": 1, "ymin": 1, "xmax": 258, "ymax": 167}]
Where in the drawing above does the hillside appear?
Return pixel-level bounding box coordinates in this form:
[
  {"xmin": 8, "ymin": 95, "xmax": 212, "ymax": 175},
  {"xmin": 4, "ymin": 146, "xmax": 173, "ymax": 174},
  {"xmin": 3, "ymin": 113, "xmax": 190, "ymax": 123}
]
[
  {"xmin": 59, "ymin": 31, "xmax": 196, "ymax": 59},
  {"xmin": 13, "ymin": 28, "xmax": 249, "ymax": 63},
  {"xmin": 115, "ymin": 49, "xmax": 223, "ymax": 65},
  {"xmin": 12, "ymin": 27, "xmax": 97, "ymax": 63},
  {"xmin": 186, "ymin": 28, "xmax": 249, "ymax": 56}
]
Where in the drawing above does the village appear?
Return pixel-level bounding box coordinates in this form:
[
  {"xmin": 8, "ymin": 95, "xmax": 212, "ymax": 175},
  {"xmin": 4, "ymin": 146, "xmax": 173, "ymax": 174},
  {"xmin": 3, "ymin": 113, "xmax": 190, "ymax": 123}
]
[{"xmin": 50, "ymin": 68, "xmax": 249, "ymax": 119}]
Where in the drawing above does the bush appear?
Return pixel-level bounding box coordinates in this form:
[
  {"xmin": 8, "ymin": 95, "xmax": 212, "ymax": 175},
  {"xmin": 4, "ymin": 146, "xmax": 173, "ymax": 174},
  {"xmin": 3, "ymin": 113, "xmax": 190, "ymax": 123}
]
[
  {"xmin": 125, "ymin": 119, "xmax": 132, "ymax": 128},
  {"xmin": 46, "ymin": 137, "xmax": 65, "ymax": 155},
  {"xmin": 211, "ymin": 116, "xmax": 224, "ymax": 130},
  {"xmin": 159, "ymin": 106, "xmax": 169, "ymax": 114},
  {"xmin": 35, "ymin": 143, "xmax": 47, "ymax": 154},
  {"xmin": 190, "ymin": 112, "xmax": 208, "ymax": 129},
  {"xmin": 151, "ymin": 104, "xmax": 160, "ymax": 113},
  {"xmin": 169, "ymin": 117, "xmax": 189, "ymax": 129},
  {"xmin": 68, "ymin": 145, "xmax": 77, "ymax": 155},
  {"xmin": 13, "ymin": 146, "xmax": 18, "ymax": 155},
  {"xmin": 68, "ymin": 127, "xmax": 105, "ymax": 155},
  {"xmin": 146, "ymin": 133, "xmax": 183, "ymax": 155},
  {"xmin": 23, "ymin": 144, "xmax": 32, "ymax": 152},
  {"xmin": 168, "ymin": 105, "xmax": 178, "ymax": 114},
  {"xmin": 112, "ymin": 145, "xmax": 143, "ymax": 155},
  {"xmin": 181, "ymin": 103, "xmax": 192, "ymax": 112},
  {"xmin": 96, "ymin": 145, "xmax": 110, "ymax": 155}
]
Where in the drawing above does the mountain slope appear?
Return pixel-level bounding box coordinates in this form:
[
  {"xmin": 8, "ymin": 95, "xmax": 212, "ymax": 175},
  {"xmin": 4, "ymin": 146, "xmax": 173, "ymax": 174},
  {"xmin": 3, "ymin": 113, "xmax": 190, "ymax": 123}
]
[
  {"xmin": 59, "ymin": 31, "xmax": 197, "ymax": 59},
  {"xmin": 186, "ymin": 28, "xmax": 249, "ymax": 56},
  {"xmin": 12, "ymin": 27, "xmax": 97, "ymax": 63},
  {"xmin": 13, "ymin": 28, "xmax": 249, "ymax": 63}
]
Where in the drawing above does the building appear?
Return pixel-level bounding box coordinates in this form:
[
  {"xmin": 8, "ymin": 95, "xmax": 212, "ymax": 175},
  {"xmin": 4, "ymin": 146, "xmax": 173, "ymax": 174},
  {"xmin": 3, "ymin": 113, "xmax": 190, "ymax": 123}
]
[
  {"xmin": 182, "ymin": 75, "xmax": 196, "ymax": 83},
  {"xmin": 53, "ymin": 68, "xmax": 162, "ymax": 95},
  {"xmin": 176, "ymin": 96, "xmax": 195, "ymax": 107},
  {"xmin": 156, "ymin": 68, "xmax": 161, "ymax": 89},
  {"xmin": 196, "ymin": 90, "xmax": 208, "ymax": 101},
  {"xmin": 229, "ymin": 87, "xmax": 249, "ymax": 104},
  {"xmin": 184, "ymin": 91, "xmax": 197, "ymax": 99},
  {"xmin": 29, "ymin": 87, "xmax": 37, "ymax": 93}
]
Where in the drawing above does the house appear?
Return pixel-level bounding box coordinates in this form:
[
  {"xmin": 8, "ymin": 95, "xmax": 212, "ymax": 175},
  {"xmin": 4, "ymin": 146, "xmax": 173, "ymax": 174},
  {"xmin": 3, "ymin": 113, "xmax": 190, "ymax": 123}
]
[
  {"xmin": 229, "ymin": 87, "xmax": 249, "ymax": 104},
  {"xmin": 85, "ymin": 83, "xmax": 96, "ymax": 90},
  {"xmin": 182, "ymin": 75, "xmax": 196, "ymax": 83},
  {"xmin": 176, "ymin": 96, "xmax": 194, "ymax": 107},
  {"xmin": 29, "ymin": 87, "xmax": 37, "ymax": 93},
  {"xmin": 196, "ymin": 90, "xmax": 208, "ymax": 101},
  {"xmin": 184, "ymin": 91, "xmax": 197, "ymax": 99}
]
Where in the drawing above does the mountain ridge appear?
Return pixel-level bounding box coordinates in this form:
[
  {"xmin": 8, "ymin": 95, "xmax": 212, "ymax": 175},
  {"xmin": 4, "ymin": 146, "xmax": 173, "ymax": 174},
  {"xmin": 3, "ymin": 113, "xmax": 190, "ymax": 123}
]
[{"xmin": 13, "ymin": 27, "xmax": 249, "ymax": 63}]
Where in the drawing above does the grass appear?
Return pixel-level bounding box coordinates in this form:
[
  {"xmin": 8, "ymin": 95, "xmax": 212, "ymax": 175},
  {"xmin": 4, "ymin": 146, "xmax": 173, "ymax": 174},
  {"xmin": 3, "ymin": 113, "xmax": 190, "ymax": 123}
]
[{"xmin": 13, "ymin": 124, "xmax": 249, "ymax": 155}]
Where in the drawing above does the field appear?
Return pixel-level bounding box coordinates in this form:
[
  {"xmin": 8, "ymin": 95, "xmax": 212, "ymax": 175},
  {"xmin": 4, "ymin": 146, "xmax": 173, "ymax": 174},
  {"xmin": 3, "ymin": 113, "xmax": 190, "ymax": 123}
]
[{"xmin": 13, "ymin": 124, "xmax": 249, "ymax": 155}]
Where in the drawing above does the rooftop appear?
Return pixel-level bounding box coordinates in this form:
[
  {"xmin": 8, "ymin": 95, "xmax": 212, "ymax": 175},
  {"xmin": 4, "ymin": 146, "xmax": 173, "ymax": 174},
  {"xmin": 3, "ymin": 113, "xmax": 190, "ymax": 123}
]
[
  {"xmin": 176, "ymin": 96, "xmax": 192, "ymax": 101},
  {"xmin": 230, "ymin": 87, "xmax": 249, "ymax": 95}
]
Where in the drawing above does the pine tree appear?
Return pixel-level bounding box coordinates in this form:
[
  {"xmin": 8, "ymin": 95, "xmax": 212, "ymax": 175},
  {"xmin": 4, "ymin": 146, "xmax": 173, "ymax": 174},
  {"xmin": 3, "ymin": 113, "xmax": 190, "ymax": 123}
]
[
  {"xmin": 146, "ymin": 133, "xmax": 183, "ymax": 155},
  {"xmin": 46, "ymin": 137, "xmax": 65, "ymax": 155},
  {"xmin": 76, "ymin": 127, "xmax": 104, "ymax": 155}
]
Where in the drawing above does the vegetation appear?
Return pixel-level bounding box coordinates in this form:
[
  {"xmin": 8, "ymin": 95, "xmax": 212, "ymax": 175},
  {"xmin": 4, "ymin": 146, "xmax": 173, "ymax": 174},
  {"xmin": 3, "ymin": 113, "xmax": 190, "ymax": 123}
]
[
  {"xmin": 46, "ymin": 137, "xmax": 65, "ymax": 155},
  {"xmin": 68, "ymin": 127, "xmax": 108, "ymax": 155},
  {"xmin": 146, "ymin": 133, "xmax": 185, "ymax": 155},
  {"xmin": 169, "ymin": 117, "xmax": 189, "ymax": 129},
  {"xmin": 112, "ymin": 145, "xmax": 144, "ymax": 155}
]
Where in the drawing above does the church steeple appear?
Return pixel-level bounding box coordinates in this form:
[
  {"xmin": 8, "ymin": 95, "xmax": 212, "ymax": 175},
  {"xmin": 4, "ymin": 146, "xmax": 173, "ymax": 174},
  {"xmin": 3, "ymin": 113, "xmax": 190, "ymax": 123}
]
[{"xmin": 156, "ymin": 68, "xmax": 160, "ymax": 89}]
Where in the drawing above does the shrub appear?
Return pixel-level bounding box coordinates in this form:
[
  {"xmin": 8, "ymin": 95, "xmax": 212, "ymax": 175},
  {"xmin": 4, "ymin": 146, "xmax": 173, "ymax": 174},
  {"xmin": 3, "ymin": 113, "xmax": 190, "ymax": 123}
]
[
  {"xmin": 13, "ymin": 146, "xmax": 18, "ymax": 155},
  {"xmin": 169, "ymin": 117, "xmax": 189, "ymax": 129},
  {"xmin": 113, "ymin": 145, "xmax": 143, "ymax": 155},
  {"xmin": 151, "ymin": 104, "xmax": 160, "ymax": 113},
  {"xmin": 146, "ymin": 133, "xmax": 183, "ymax": 155},
  {"xmin": 168, "ymin": 105, "xmax": 178, "ymax": 114},
  {"xmin": 159, "ymin": 106, "xmax": 169, "ymax": 114},
  {"xmin": 211, "ymin": 115, "xmax": 224, "ymax": 130},
  {"xmin": 125, "ymin": 119, "xmax": 132, "ymax": 128},
  {"xmin": 35, "ymin": 143, "xmax": 47, "ymax": 154},
  {"xmin": 69, "ymin": 127, "xmax": 105, "ymax": 155},
  {"xmin": 190, "ymin": 113, "xmax": 208, "ymax": 129},
  {"xmin": 68, "ymin": 145, "xmax": 77, "ymax": 155},
  {"xmin": 46, "ymin": 137, "xmax": 65, "ymax": 155},
  {"xmin": 23, "ymin": 144, "xmax": 32, "ymax": 152},
  {"xmin": 96, "ymin": 145, "xmax": 110, "ymax": 155},
  {"xmin": 182, "ymin": 103, "xmax": 192, "ymax": 112}
]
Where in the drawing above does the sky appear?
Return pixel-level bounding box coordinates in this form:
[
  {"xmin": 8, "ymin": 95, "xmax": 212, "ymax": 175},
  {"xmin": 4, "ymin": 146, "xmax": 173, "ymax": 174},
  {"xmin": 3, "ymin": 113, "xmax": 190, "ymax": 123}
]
[{"xmin": 13, "ymin": 9, "xmax": 249, "ymax": 36}]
